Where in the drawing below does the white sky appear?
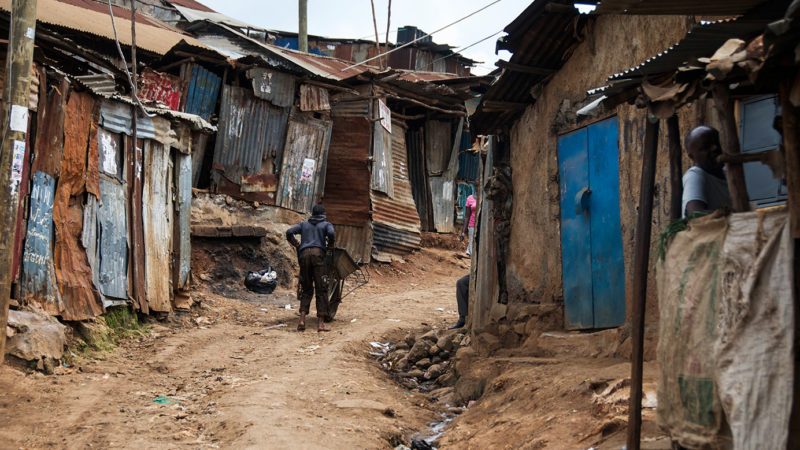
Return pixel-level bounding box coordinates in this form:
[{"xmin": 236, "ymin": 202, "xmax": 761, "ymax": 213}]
[{"xmin": 196, "ymin": 0, "xmax": 534, "ymax": 75}]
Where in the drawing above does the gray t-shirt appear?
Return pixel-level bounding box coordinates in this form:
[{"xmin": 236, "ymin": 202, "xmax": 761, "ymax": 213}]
[{"xmin": 682, "ymin": 166, "xmax": 731, "ymax": 218}]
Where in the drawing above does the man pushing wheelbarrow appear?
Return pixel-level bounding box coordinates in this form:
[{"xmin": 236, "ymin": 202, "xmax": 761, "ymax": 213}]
[{"xmin": 286, "ymin": 204, "xmax": 335, "ymax": 332}]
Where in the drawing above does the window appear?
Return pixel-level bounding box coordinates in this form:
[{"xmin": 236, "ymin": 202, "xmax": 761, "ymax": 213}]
[{"xmin": 740, "ymin": 95, "xmax": 787, "ymax": 207}]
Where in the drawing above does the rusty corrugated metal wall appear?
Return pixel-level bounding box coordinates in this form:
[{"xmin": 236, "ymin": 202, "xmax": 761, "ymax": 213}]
[
  {"xmin": 248, "ymin": 67, "xmax": 295, "ymax": 108},
  {"xmin": 371, "ymin": 119, "xmax": 421, "ymax": 259},
  {"xmin": 213, "ymin": 84, "xmax": 289, "ymax": 184},
  {"xmin": 323, "ymin": 116, "xmax": 372, "ymax": 263},
  {"xmin": 142, "ymin": 141, "xmax": 173, "ymax": 312},
  {"xmin": 181, "ymin": 63, "xmax": 221, "ymax": 120},
  {"xmin": 299, "ymin": 84, "xmax": 331, "ymax": 111},
  {"xmin": 371, "ymin": 115, "xmax": 394, "ymax": 196},
  {"xmin": 428, "ymin": 118, "xmax": 462, "ymax": 233}
]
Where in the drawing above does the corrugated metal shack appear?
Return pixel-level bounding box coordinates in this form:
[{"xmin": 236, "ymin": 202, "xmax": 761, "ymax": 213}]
[
  {"xmin": 2, "ymin": 0, "xmax": 216, "ymax": 320},
  {"xmin": 163, "ymin": 9, "xmax": 489, "ymax": 262}
]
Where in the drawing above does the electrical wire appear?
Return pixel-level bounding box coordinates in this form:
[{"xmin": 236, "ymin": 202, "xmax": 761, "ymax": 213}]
[
  {"xmin": 340, "ymin": 0, "xmax": 503, "ymax": 72},
  {"xmin": 420, "ymin": 29, "xmax": 503, "ymax": 71},
  {"xmin": 106, "ymin": 0, "xmax": 155, "ymax": 117}
]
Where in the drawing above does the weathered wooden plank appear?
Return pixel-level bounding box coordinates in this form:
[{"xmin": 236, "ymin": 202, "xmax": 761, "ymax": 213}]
[{"xmin": 142, "ymin": 141, "xmax": 173, "ymax": 312}]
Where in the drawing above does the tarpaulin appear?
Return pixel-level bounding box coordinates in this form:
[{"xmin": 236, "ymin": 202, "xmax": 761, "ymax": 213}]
[
  {"xmin": 656, "ymin": 207, "xmax": 794, "ymax": 448},
  {"xmin": 52, "ymin": 91, "xmax": 103, "ymax": 321}
]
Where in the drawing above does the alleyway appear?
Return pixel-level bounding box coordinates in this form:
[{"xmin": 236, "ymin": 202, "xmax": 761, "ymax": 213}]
[{"xmin": 0, "ymin": 247, "xmax": 664, "ymax": 449}]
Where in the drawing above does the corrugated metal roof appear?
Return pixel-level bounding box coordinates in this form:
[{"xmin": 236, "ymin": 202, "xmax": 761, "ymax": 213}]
[
  {"xmin": 0, "ymin": 0, "xmax": 211, "ymax": 55},
  {"xmin": 173, "ymin": 3, "xmax": 269, "ymax": 31},
  {"xmin": 471, "ymin": 1, "xmax": 588, "ymax": 134},
  {"xmin": 247, "ymin": 67, "xmax": 296, "ymax": 108},
  {"xmin": 595, "ymin": 0, "xmax": 769, "ymax": 15},
  {"xmin": 606, "ymin": 16, "xmax": 776, "ymax": 83},
  {"xmin": 167, "ymin": 0, "xmax": 217, "ymax": 14},
  {"xmin": 75, "ymin": 74, "xmax": 117, "ymax": 97}
]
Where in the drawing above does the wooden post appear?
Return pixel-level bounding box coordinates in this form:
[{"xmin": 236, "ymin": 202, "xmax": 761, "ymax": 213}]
[
  {"xmin": 0, "ymin": 0, "xmax": 38, "ymax": 361},
  {"xmin": 627, "ymin": 116, "xmax": 659, "ymax": 450},
  {"xmin": 667, "ymin": 114, "xmax": 683, "ymax": 220},
  {"xmin": 780, "ymin": 75, "xmax": 800, "ymax": 238},
  {"xmin": 298, "ymin": 0, "xmax": 308, "ymax": 53},
  {"xmin": 712, "ymin": 83, "xmax": 750, "ymax": 212},
  {"xmin": 369, "ymin": 0, "xmax": 382, "ymax": 68},
  {"xmin": 384, "ymin": 0, "xmax": 392, "ymax": 68}
]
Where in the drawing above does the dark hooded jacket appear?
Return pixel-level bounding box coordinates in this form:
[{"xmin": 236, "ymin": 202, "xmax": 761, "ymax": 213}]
[{"xmin": 286, "ymin": 214, "xmax": 335, "ymax": 253}]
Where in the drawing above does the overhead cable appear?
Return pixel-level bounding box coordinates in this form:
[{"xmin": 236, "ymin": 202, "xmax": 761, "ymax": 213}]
[
  {"xmin": 422, "ymin": 29, "xmax": 503, "ymax": 71},
  {"xmin": 106, "ymin": 0, "xmax": 155, "ymax": 117},
  {"xmin": 340, "ymin": 0, "xmax": 503, "ymax": 72}
]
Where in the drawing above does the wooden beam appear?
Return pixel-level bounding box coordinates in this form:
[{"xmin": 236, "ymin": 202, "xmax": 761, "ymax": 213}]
[
  {"xmin": 495, "ymin": 60, "xmax": 556, "ymax": 76},
  {"xmin": 667, "ymin": 115, "xmax": 683, "ymax": 220},
  {"xmin": 780, "ymin": 73, "xmax": 800, "ymax": 238},
  {"xmin": 712, "ymin": 83, "xmax": 750, "ymax": 212},
  {"xmin": 627, "ymin": 116, "xmax": 660, "ymax": 450}
]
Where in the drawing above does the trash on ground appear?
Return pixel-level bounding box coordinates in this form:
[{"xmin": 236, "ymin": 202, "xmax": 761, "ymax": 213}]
[
  {"xmin": 297, "ymin": 345, "xmax": 321, "ymax": 354},
  {"xmin": 284, "ymin": 304, "xmax": 293, "ymax": 310},
  {"xmin": 264, "ymin": 323, "xmax": 288, "ymax": 330},
  {"xmin": 153, "ymin": 395, "xmax": 178, "ymax": 405},
  {"xmin": 350, "ymin": 318, "xmax": 357, "ymax": 322},
  {"xmin": 244, "ymin": 267, "xmax": 278, "ymax": 294},
  {"xmin": 435, "ymin": 308, "xmax": 444, "ymax": 312}
]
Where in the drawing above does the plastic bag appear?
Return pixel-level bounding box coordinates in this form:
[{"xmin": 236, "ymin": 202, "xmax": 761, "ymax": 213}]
[{"xmin": 244, "ymin": 266, "xmax": 278, "ymax": 294}]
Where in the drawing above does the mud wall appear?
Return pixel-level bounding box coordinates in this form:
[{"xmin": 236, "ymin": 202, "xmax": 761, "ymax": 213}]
[{"xmin": 505, "ymin": 14, "xmax": 712, "ymax": 333}]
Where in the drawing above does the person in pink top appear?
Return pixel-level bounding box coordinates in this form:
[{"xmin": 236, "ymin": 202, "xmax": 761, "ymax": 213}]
[{"xmin": 460, "ymin": 194, "xmax": 477, "ymax": 256}]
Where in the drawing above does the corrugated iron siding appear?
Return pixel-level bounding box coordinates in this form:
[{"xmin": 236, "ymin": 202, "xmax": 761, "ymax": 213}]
[
  {"xmin": 331, "ymin": 99, "xmax": 370, "ymax": 117},
  {"xmin": 334, "ymin": 224, "xmax": 372, "ymax": 264},
  {"xmin": 99, "ymin": 101, "xmax": 157, "ymax": 139},
  {"xmin": 323, "ymin": 116, "xmax": 371, "ymax": 226},
  {"xmin": 428, "ymin": 118, "xmax": 462, "ymax": 233},
  {"xmin": 214, "ymin": 85, "xmax": 289, "ymax": 182},
  {"xmin": 182, "ymin": 63, "xmax": 221, "ymax": 120},
  {"xmin": 174, "ymin": 153, "xmax": 192, "ymax": 290},
  {"xmin": 97, "ymin": 178, "xmax": 128, "ymax": 300},
  {"xmin": 371, "ymin": 119, "xmax": 394, "ymax": 196},
  {"xmin": 299, "ymin": 84, "xmax": 331, "ymax": 111},
  {"xmin": 372, "ymin": 120, "xmax": 421, "ymax": 257},
  {"xmin": 20, "ymin": 171, "xmax": 60, "ymax": 307},
  {"xmin": 425, "ymin": 120, "xmax": 451, "ymax": 174},
  {"xmin": 457, "ymin": 131, "xmax": 479, "ymax": 181},
  {"xmin": 248, "ymin": 67, "xmax": 296, "ymax": 108},
  {"xmin": 142, "ymin": 141, "xmax": 173, "ymax": 312},
  {"xmin": 406, "ymin": 128, "xmax": 433, "ymax": 231}
]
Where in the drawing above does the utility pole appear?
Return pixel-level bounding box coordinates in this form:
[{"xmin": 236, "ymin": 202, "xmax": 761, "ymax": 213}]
[
  {"xmin": 0, "ymin": 0, "xmax": 38, "ymax": 361},
  {"xmin": 298, "ymin": 0, "xmax": 308, "ymax": 53}
]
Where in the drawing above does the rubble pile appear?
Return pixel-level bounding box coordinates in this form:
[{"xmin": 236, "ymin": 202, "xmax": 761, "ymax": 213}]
[{"xmin": 373, "ymin": 328, "xmax": 468, "ymax": 400}]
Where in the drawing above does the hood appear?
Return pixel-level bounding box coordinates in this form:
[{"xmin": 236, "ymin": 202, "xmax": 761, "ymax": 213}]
[{"xmin": 308, "ymin": 214, "xmax": 327, "ymax": 224}]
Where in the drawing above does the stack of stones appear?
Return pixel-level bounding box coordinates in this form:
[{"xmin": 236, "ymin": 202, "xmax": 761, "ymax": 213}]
[{"xmin": 376, "ymin": 328, "xmax": 467, "ymax": 391}]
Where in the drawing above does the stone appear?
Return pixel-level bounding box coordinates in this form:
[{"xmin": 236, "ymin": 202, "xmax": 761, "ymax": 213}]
[
  {"xmin": 436, "ymin": 334, "xmax": 456, "ymax": 352},
  {"xmin": 6, "ymin": 309, "xmax": 67, "ymax": 361},
  {"xmin": 407, "ymin": 369, "xmax": 424, "ymax": 379},
  {"xmin": 404, "ymin": 332, "xmax": 416, "ymax": 348},
  {"xmin": 454, "ymin": 346, "xmax": 476, "ymax": 374},
  {"xmin": 428, "ymin": 345, "xmax": 441, "ymax": 356},
  {"xmin": 473, "ymin": 332, "xmax": 502, "ymax": 355},
  {"xmin": 489, "ymin": 303, "xmax": 508, "ymax": 323},
  {"xmin": 498, "ymin": 324, "xmax": 520, "ymax": 348},
  {"xmin": 519, "ymin": 332, "xmax": 540, "ymax": 356},
  {"xmin": 455, "ymin": 376, "xmax": 486, "ymax": 403},
  {"xmin": 437, "ymin": 369, "xmax": 457, "ymax": 387},
  {"xmin": 432, "ymin": 356, "xmax": 442, "ymax": 364},
  {"xmin": 415, "ymin": 358, "xmax": 432, "ymax": 369},
  {"xmin": 438, "ymin": 350, "xmax": 450, "ymax": 360},
  {"xmin": 419, "ymin": 329, "xmax": 439, "ymax": 343},
  {"xmin": 425, "ymin": 363, "xmax": 446, "ymax": 380},
  {"xmin": 407, "ymin": 341, "xmax": 430, "ymax": 363},
  {"xmin": 396, "ymin": 357, "xmax": 411, "ymax": 371},
  {"xmin": 395, "ymin": 342, "xmax": 410, "ymax": 351},
  {"xmin": 513, "ymin": 322, "xmax": 527, "ymax": 336}
]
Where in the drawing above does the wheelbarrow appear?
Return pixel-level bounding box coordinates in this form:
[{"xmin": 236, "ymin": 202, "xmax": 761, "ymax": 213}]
[
  {"xmin": 323, "ymin": 247, "xmax": 369, "ymax": 321},
  {"xmin": 295, "ymin": 247, "xmax": 369, "ymax": 322}
]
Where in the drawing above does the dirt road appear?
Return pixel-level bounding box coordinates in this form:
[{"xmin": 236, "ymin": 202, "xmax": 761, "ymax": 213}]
[{"xmin": 0, "ymin": 249, "xmax": 468, "ymax": 449}]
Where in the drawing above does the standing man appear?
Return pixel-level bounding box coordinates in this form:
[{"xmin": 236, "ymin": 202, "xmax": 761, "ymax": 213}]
[
  {"xmin": 286, "ymin": 204, "xmax": 335, "ymax": 332},
  {"xmin": 682, "ymin": 126, "xmax": 732, "ymax": 218},
  {"xmin": 449, "ymin": 274, "xmax": 470, "ymax": 329},
  {"xmin": 460, "ymin": 193, "xmax": 477, "ymax": 256}
]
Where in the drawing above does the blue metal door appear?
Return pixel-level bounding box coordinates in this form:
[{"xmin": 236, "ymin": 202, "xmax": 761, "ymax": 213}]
[{"xmin": 558, "ymin": 117, "xmax": 625, "ymax": 329}]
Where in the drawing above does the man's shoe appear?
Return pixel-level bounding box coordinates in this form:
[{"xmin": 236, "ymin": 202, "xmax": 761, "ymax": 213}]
[{"xmin": 448, "ymin": 319, "xmax": 465, "ymax": 330}]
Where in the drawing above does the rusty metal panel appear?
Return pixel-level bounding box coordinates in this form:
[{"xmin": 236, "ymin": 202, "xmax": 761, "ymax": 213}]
[
  {"xmin": 331, "ymin": 99, "xmax": 370, "ymax": 117},
  {"xmin": 323, "ymin": 116, "xmax": 371, "ymax": 227},
  {"xmin": 247, "ymin": 67, "xmax": 296, "ymax": 108},
  {"xmin": 277, "ymin": 113, "xmax": 333, "ymax": 213},
  {"xmin": 174, "ymin": 153, "xmax": 192, "ymax": 291},
  {"xmin": 139, "ymin": 68, "xmax": 182, "ymax": 111},
  {"xmin": 371, "ymin": 119, "xmax": 421, "ymax": 257},
  {"xmin": 97, "ymin": 127, "xmax": 124, "ymax": 181},
  {"xmin": 472, "ymin": 138, "xmax": 497, "ymax": 331},
  {"xmin": 32, "ymin": 76, "xmax": 68, "ymax": 178},
  {"xmin": 142, "ymin": 140, "xmax": 173, "ymax": 312},
  {"xmin": 97, "ymin": 178, "xmax": 128, "ymax": 300},
  {"xmin": 406, "ymin": 128, "xmax": 433, "ymax": 231},
  {"xmin": 425, "ymin": 120, "xmax": 451, "ymax": 174},
  {"xmin": 299, "ymin": 84, "xmax": 331, "ymax": 111},
  {"xmin": 216, "ymin": 173, "xmax": 277, "ymax": 204},
  {"xmin": 191, "ymin": 133, "xmax": 209, "ymax": 187},
  {"xmin": 213, "ymin": 84, "xmax": 289, "ymax": 182},
  {"xmin": 371, "ymin": 118, "xmax": 394, "ymax": 196},
  {"xmin": 428, "ymin": 118, "xmax": 462, "ymax": 233},
  {"xmin": 99, "ymin": 101, "xmax": 156, "ymax": 139},
  {"xmin": 183, "ymin": 63, "xmax": 222, "ymax": 120},
  {"xmin": 53, "ymin": 91, "xmax": 104, "ymax": 321},
  {"xmin": 333, "ymin": 224, "xmax": 372, "ymax": 264},
  {"xmin": 127, "ymin": 136, "xmax": 147, "ymax": 314},
  {"xmin": 20, "ymin": 171, "xmax": 62, "ymax": 310}
]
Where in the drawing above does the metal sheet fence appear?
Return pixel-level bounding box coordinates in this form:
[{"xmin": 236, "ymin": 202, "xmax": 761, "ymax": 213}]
[
  {"xmin": 276, "ymin": 114, "xmax": 333, "ymax": 213},
  {"xmin": 182, "ymin": 63, "xmax": 221, "ymax": 120}
]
